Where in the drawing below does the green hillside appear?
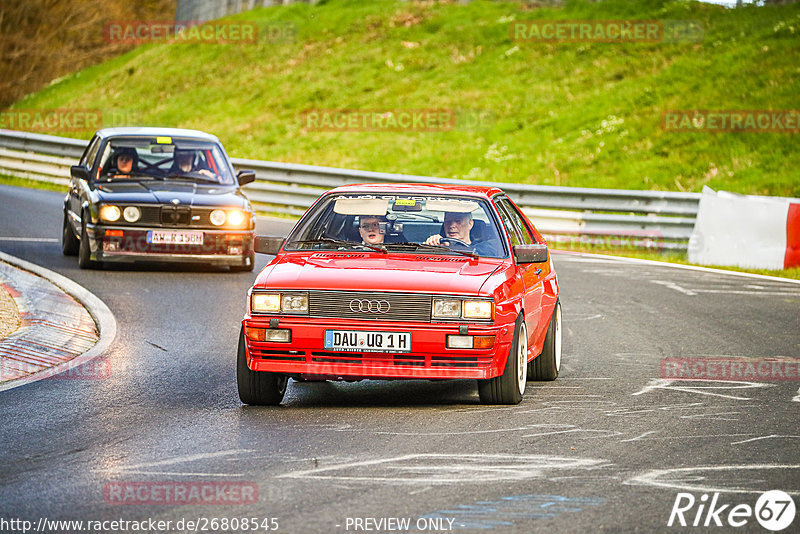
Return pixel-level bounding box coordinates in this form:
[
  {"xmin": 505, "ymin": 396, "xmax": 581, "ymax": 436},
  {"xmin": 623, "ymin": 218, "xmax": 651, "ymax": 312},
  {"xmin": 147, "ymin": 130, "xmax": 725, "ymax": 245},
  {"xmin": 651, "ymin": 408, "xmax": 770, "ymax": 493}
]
[{"xmin": 9, "ymin": 0, "xmax": 800, "ymax": 196}]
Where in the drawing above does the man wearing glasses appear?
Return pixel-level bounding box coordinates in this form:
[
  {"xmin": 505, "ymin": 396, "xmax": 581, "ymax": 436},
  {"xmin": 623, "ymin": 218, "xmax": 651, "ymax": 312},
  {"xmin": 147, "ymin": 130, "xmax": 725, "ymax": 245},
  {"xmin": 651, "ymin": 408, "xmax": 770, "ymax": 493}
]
[{"xmin": 424, "ymin": 212, "xmax": 474, "ymax": 247}]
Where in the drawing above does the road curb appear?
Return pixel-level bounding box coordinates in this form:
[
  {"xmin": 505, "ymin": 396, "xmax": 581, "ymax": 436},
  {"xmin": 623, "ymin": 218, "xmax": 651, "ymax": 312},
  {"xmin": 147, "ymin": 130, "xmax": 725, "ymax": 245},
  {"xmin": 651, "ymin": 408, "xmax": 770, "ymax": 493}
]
[{"xmin": 0, "ymin": 251, "xmax": 117, "ymax": 392}]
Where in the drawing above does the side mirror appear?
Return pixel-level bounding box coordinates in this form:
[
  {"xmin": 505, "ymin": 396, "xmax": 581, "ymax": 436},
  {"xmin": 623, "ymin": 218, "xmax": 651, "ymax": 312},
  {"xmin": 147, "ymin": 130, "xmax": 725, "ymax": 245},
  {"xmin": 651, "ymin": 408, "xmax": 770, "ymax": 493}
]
[
  {"xmin": 237, "ymin": 169, "xmax": 256, "ymax": 186},
  {"xmin": 513, "ymin": 244, "xmax": 548, "ymax": 264},
  {"xmin": 254, "ymin": 235, "xmax": 285, "ymax": 255},
  {"xmin": 70, "ymin": 165, "xmax": 89, "ymax": 180}
]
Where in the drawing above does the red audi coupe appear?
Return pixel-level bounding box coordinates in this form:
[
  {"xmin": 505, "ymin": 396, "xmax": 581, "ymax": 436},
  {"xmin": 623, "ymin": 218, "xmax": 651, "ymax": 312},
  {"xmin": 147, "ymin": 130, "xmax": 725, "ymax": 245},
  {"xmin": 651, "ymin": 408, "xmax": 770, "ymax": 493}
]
[{"xmin": 238, "ymin": 183, "xmax": 561, "ymax": 405}]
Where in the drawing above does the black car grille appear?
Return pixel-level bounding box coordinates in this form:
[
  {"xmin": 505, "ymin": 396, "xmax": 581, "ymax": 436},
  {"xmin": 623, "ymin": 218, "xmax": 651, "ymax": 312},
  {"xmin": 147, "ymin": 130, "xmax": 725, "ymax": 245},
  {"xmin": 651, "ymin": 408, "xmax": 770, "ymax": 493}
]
[
  {"xmin": 160, "ymin": 206, "xmax": 191, "ymax": 225},
  {"xmin": 106, "ymin": 205, "xmax": 224, "ymax": 228},
  {"xmin": 308, "ymin": 290, "xmax": 432, "ymax": 322}
]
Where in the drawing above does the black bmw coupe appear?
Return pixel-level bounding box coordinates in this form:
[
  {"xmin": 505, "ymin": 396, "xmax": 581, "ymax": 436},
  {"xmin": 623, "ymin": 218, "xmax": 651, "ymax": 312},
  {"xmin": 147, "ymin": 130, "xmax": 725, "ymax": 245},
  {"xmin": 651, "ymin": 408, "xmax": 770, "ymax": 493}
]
[{"xmin": 63, "ymin": 127, "xmax": 257, "ymax": 271}]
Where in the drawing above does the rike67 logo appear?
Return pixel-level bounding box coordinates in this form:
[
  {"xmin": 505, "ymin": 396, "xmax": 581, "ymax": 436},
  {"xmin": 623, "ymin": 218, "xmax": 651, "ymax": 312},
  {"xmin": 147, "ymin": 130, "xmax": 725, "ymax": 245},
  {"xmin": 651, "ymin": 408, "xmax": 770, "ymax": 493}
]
[{"xmin": 668, "ymin": 491, "xmax": 796, "ymax": 531}]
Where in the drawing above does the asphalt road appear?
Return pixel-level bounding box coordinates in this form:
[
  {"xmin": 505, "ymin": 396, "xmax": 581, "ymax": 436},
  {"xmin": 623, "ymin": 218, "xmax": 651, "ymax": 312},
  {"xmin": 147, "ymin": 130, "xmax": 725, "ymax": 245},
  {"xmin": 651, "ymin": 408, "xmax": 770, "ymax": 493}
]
[{"xmin": 1, "ymin": 184, "xmax": 799, "ymax": 533}]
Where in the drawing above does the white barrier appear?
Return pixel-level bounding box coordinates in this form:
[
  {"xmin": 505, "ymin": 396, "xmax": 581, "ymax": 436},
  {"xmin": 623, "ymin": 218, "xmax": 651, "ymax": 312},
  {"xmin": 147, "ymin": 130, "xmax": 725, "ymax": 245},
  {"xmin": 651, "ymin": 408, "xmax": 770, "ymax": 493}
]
[{"xmin": 689, "ymin": 186, "xmax": 800, "ymax": 270}]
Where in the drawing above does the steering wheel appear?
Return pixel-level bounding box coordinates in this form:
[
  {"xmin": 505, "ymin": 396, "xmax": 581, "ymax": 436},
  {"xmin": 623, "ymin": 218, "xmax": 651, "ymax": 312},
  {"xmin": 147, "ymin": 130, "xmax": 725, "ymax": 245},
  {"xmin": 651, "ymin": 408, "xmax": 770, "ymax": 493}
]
[{"xmin": 441, "ymin": 237, "xmax": 471, "ymax": 248}]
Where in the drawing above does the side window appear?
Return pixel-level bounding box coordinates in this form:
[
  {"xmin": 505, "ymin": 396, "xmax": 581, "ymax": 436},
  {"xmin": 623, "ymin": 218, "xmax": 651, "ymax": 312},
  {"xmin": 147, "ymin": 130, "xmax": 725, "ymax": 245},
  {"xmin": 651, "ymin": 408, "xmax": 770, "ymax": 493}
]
[
  {"xmin": 498, "ymin": 198, "xmax": 536, "ymax": 245},
  {"xmin": 495, "ymin": 199, "xmax": 524, "ymax": 247},
  {"xmin": 80, "ymin": 136, "xmax": 101, "ymax": 169}
]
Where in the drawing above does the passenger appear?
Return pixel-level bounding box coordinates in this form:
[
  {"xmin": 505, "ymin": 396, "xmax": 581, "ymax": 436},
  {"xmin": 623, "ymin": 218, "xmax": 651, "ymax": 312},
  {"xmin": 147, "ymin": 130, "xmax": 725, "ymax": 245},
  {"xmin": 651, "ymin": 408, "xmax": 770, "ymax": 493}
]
[
  {"xmin": 358, "ymin": 215, "xmax": 386, "ymax": 246},
  {"xmin": 171, "ymin": 149, "xmax": 215, "ymax": 179}
]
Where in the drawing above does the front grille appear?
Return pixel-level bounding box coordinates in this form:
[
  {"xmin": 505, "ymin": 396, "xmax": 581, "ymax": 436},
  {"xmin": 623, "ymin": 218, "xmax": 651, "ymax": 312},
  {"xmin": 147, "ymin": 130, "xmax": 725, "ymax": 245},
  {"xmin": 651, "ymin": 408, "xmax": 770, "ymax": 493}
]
[
  {"xmin": 161, "ymin": 206, "xmax": 191, "ymax": 225},
  {"xmin": 308, "ymin": 290, "xmax": 432, "ymax": 322},
  {"xmin": 138, "ymin": 206, "xmax": 160, "ymax": 225},
  {"xmin": 251, "ymin": 348, "xmax": 305, "ymax": 362}
]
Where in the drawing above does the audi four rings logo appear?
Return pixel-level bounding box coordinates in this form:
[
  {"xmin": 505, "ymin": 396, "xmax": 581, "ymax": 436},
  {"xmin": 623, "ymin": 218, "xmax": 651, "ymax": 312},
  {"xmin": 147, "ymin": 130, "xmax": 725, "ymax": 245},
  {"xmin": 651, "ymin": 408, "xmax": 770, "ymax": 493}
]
[{"xmin": 349, "ymin": 299, "xmax": 391, "ymax": 314}]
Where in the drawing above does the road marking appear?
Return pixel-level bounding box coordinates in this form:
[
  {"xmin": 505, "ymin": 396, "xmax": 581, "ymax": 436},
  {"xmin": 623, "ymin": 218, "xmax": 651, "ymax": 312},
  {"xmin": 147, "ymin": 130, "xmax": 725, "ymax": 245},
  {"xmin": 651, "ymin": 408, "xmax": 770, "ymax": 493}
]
[
  {"xmin": 98, "ymin": 449, "xmax": 255, "ymax": 477},
  {"xmin": 556, "ymin": 250, "xmax": 800, "ymax": 286},
  {"xmin": 0, "ymin": 237, "xmax": 59, "ymax": 242},
  {"xmin": 729, "ymin": 435, "xmax": 800, "ymax": 445},
  {"xmin": 625, "ymin": 465, "xmax": 800, "ymax": 495},
  {"xmin": 632, "ymin": 379, "xmax": 772, "ymax": 400},
  {"xmin": 620, "ymin": 431, "xmax": 657, "ymax": 442},
  {"xmin": 277, "ymin": 454, "xmax": 608, "ymax": 484},
  {"xmin": 651, "ymin": 280, "xmax": 698, "ymax": 295}
]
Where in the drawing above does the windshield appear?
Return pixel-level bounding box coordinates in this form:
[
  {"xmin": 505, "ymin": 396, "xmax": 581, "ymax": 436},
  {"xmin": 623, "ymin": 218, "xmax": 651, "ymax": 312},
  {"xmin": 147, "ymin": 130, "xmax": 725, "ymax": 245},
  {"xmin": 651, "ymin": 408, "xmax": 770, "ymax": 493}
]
[
  {"xmin": 95, "ymin": 137, "xmax": 235, "ymax": 185},
  {"xmin": 285, "ymin": 193, "xmax": 507, "ymax": 258}
]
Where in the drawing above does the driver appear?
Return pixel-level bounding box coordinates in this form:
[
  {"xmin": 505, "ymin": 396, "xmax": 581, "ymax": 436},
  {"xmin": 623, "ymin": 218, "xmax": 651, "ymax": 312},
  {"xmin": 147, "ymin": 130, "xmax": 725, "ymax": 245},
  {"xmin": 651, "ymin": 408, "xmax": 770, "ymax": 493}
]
[
  {"xmin": 424, "ymin": 211, "xmax": 473, "ymax": 247},
  {"xmin": 424, "ymin": 211, "xmax": 499, "ymax": 256},
  {"xmin": 358, "ymin": 215, "xmax": 386, "ymax": 246},
  {"xmin": 108, "ymin": 147, "xmax": 138, "ymax": 178},
  {"xmin": 171, "ymin": 149, "xmax": 216, "ymax": 179}
]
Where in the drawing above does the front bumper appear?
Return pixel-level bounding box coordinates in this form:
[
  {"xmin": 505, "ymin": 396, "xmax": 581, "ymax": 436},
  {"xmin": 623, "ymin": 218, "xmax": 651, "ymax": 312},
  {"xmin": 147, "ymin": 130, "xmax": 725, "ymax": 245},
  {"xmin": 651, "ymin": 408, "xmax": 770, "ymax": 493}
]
[
  {"xmin": 86, "ymin": 225, "xmax": 254, "ymax": 266},
  {"xmin": 242, "ymin": 316, "xmax": 515, "ymax": 380}
]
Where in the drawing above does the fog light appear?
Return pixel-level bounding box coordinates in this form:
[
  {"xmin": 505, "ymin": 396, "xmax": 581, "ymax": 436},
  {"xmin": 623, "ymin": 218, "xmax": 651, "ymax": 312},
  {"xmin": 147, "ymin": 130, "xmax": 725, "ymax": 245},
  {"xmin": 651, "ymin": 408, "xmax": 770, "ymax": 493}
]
[
  {"xmin": 103, "ymin": 241, "xmax": 119, "ymax": 252},
  {"xmin": 265, "ymin": 329, "xmax": 291, "ymax": 342},
  {"xmin": 447, "ymin": 335, "xmax": 473, "ymax": 349},
  {"xmin": 228, "ymin": 245, "xmax": 243, "ymax": 255}
]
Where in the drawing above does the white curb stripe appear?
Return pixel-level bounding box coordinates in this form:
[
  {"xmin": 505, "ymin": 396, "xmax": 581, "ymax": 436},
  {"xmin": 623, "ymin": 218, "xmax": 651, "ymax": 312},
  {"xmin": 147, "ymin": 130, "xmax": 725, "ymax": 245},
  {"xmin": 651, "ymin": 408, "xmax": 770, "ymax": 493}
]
[{"xmin": 0, "ymin": 251, "xmax": 117, "ymax": 392}]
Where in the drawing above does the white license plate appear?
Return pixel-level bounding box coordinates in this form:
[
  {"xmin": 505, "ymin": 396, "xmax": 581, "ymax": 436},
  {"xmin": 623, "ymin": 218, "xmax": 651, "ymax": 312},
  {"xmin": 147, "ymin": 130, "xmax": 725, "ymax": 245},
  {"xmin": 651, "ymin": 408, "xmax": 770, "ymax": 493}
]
[
  {"xmin": 324, "ymin": 330, "xmax": 411, "ymax": 353},
  {"xmin": 146, "ymin": 230, "xmax": 204, "ymax": 245}
]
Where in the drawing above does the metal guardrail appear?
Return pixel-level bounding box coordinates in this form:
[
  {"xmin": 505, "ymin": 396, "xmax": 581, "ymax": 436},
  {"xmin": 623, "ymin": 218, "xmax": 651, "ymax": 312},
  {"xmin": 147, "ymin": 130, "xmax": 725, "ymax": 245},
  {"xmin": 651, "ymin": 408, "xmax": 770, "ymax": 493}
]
[{"xmin": 0, "ymin": 129, "xmax": 700, "ymax": 249}]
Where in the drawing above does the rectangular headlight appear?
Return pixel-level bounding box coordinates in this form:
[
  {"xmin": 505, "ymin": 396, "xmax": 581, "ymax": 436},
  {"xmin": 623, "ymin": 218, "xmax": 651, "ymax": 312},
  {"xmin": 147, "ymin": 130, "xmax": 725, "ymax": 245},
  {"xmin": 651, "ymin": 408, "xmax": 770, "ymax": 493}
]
[
  {"xmin": 433, "ymin": 298, "xmax": 461, "ymax": 319},
  {"xmin": 281, "ymin": 293, "xmax": 308, "ymax": 314},
  {"xmin": 251, "ymin": 292, "xmax": 309, "ymax": 314},
  {"xmin": 463, "ymin": 300, "xmax": 493, "ymax": 320},
  {"xmin": 251, "ymin": 293, "xmax": 281, "ymax": 313}
]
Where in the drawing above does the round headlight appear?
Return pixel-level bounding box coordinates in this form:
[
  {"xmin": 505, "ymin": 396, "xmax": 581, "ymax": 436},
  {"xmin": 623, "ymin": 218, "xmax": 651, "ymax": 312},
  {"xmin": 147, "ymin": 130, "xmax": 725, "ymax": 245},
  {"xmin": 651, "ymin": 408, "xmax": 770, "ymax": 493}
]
[
  {"xmin": 227, "ymin": 210, "xmax": 245, "ymax": 227},
  {"xmin": 122, "ymin": 206, "xmax": 141, "ymax": 223},
  {"xmin": 99, "ymin": 205, "xmax": 121, "ymax": 222},
  {"xmin": 210, "ymin": 209, "xmax": 226, "ymax": 226}
]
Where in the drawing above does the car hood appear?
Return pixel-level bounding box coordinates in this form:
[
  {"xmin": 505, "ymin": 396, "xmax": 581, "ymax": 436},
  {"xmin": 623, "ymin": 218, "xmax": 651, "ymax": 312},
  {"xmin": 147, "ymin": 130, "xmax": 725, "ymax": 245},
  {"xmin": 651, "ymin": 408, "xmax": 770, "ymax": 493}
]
[
  {"xmin": 255, "ymin": 252, "xmax": 505, "ymax": 296},
  {"xmin": 93, "ymin": 182, "xmax": 247, "ymax": 208}
]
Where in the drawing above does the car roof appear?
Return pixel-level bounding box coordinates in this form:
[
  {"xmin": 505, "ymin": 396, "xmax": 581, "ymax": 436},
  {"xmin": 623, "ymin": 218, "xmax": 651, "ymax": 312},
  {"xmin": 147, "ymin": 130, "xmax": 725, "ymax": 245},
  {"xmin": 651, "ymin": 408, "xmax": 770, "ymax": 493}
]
[
  {"xmin": 94, "ymin": 127, "xmax": 220, "ymax": 142},
  {"xmin": 326, "ymin": 182, "xmax": 505, "ymax": 198}
]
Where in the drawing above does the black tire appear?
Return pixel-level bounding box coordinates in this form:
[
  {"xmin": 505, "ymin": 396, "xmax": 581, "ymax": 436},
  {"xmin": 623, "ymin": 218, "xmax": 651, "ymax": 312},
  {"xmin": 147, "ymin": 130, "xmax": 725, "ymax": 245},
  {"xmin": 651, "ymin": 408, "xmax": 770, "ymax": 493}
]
[
  {"xmin": 61, "ymin": 211, "xmax": 79, "ymax": 256},
  {"xmin": 77, "ymin": 215, "xmax": 99, "ymax": 269},
  {"xmin": 478, "ymin": 313, "xmax": 527, "ymax": 405},
  {"xmin": 230, "ymin": 252, "xmax": 255, "ymax": 272},
  {"xmin": 237, "ymin": 328, "xmax": 288, "ymax": 405},
  {"xmin": 528, "ymin": 299, "xmax": 561, "ymax": 381}
]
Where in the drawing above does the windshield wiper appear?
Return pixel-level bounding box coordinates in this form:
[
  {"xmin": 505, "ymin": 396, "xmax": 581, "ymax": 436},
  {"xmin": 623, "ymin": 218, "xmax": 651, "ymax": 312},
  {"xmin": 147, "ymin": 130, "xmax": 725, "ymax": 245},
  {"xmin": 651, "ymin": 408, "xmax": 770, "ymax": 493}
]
[
  {"xmin": 385, "ymin": 241, "xmax": 477, "ymax": 258},
  {"xmin": 102, "ymin": 172, "xmax": 162, "ymax": 181},
  {"xmin": 292, "ymin": 237, "xmax": 387, "ymax": 254},
  {"xmin": 165, "ymin": 172, "xmax": 218, "ymax": 183}
]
